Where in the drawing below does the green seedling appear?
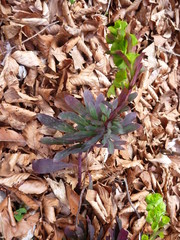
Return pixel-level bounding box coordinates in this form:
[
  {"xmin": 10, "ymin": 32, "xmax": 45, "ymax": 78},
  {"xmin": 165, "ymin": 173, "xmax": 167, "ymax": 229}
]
[
  {"xmin": 14, "ymin": 207, "xmax": 27, "ymax": 222},
  {"xmin": 142, "ymin": 193, "xmax": 170, "ymax": 240},
  {"xmin": 106, "ymin": 20, "xmax": 140, "ymax": 97},
  {"xmin": 69, "ymin": 0, "xmax": 75, "ymax": 4}
]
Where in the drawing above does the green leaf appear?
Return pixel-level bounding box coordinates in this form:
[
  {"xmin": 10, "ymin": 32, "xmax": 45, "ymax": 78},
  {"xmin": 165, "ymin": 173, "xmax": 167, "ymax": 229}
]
[
  {"xmin": 83, "ymin": 90, "xmax": 98, "ymax": 120},
  {"xmin": 107, "ymin": 139, "xmax": 114, "ymax": 154},
  {"xmin": 37, "ymin": 114, "xmax": 75, "ymax": 133},
  {"xmin": 14, "ymin": 213, "xmax": 23, "ymax": 222},
  {"xmin": 158, "ymin": 231, "xmax": 164, "ymax": 239},
  {"xmin": 107, "ymin": 85, "xmax": 116, "ymax": 97},
  {"xmin": 141, "ymin": 234, "xmax": 149, "ymax": 240},
  {"xmin": 130, "ymin": 34, "xmax": 138, "ymax": 46},
  {"xmin": 128, "ymin": 92, "xmax": 137, "ymax": 102},
  {"xmin": 53, "ymin": 144, "xmax": 83, "ymax": 162},
  {"xmin": 114, "ymin": 20, "xmax": 127, "ymax": 31},
  {"xmin": 145, "ymin": 193, "xmax": 163, "ymax": 205},
  {"xmin": 151, "ymin": 222, "xmax": 159, "ymax": 232},
  {"xmin": 59, "ymin": 112, "xmax": 89, "ymax": 126},
  {"xmin": 126, "ymin": 52, "xmax": 139, "ymax": 65},
  {"xmin": 14, "ymin": 208, "xmax": 27, "ymax": 222},
  {"xmin": 100, "ymin": 103, "xmax": 111, "ymax": 117},
  {"xmin": 65, "ymin": 95, "xmax": 87, "ymax": 115},
  {"xmin": 161, "ymin": 216, "xmax": 170, "ymax": 225},
  {"xmin": 41, "ymin": 131, "xmax": 96, "ymax": 145},
  {"xmin": 113, "ymin": 70, "xmax": 128, "ymax": 88},
  {"xmin": 108, "ymin": 26, "xmax": 117, "ymax": 36}
]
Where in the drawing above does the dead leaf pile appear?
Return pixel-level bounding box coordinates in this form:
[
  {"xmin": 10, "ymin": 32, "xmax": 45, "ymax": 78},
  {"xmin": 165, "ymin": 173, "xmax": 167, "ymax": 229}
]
[{"xmin": 0, "ymin": 0, "xmax": 179, "ymax": 239}]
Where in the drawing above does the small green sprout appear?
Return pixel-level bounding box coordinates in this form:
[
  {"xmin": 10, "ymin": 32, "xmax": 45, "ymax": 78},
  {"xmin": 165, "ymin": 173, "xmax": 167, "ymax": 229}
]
[
  {"xmin": 69, "ymin": 0, "xmax": 75, "ymax": 4},
  {"xmin": 142, "ymin": 193, "xmax": 170, "ymax": 240},
  {"xmin": 14, "ymin": 207, "xmax": 27, "ymax": 222},
  {"xmin": 106, "ymin": 20, "xmax": 141, "ymax": 97}
]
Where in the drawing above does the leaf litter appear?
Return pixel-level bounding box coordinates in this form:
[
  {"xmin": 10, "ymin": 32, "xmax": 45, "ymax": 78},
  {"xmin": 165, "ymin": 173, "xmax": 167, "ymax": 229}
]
[{"xmin": 0, "ymin": 0, "xmax": 179, "ymax": 239}]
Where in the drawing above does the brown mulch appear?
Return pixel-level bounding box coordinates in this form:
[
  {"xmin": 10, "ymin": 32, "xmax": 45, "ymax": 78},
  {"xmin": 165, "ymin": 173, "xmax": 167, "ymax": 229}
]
[{"xmin": 0, "ymin": 0, "xmax": 179, "ymax": 239}]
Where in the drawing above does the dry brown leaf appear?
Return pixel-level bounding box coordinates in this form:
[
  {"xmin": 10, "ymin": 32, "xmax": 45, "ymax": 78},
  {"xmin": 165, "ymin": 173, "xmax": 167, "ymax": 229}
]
[
  {"xmin": 62, "ymin": 0, "xmax": 75, "ymax": 27},
  {"xmin": 1, "ymin": 102, "xmax": 36, "ymax": 130},
  {"xmin": 23, "ymin": 120, "xmax": 50, "ymax": 156},
  {"xmin": 0, "ymin": 128, "xmax": 26, "ymax": 146},
  {"xmin": 16, "ymin": 18, "xmax": 49, "ymax": 26},
  {"xmin": 66, "ymin": 185, "xmax": 79, "ymax": 216},
  {"xmin": 140, "ymin": 171, "xmax": 152, "ymax": 190},
  {"xmin": 116, "ymin": 158, "xmax": 144, "ymax": 169},
  {"xmin": 12, "ymin": 51, "xmax": 42, "ymax": 67},
  {"xmin": 63, "ymin": 36, "xmax": 80, "ymax": 53},
  {"xmin": 86, "ymin": 189, "xmax": 108, "ymax": 223},
  {"xmin": 2, "ymin": 24, "xmax": 21, "ymax": 40},
  {"xmin": 43, "ymin": 195, "xmax": 59, "ymax": 223},
  {"xmin": 69, "ymin": 64, "xmax": 99, "ymax": 89},
  {"xmin": 46, "ymin": 178, "xmax": 69, "ymax": 206},
  {"xmin": 131, "ymin": 190, "xmax": 149, "ymax": 202},
  {"xmin": 70, "ymin": 46, "xmax": 86, "ymax": 70},
  {"xmin": 18, "ymin": 180, "xmax": 48, "ymax": 194},
  {"xmin": 77, "ymin": 39, "xmax": 93, "ymax": 60},
  {"xmin": 4, "ymin": 87, "xmax": 40, "ymax": 104},
  {"xmin": 0, "ymin": 173, "xmax": 30, "ymax": 187},
  {"xmin": 11, "ymin": 188, "xmax": 40, "ymax": 210},
  {"xmin": 7, "ymin": 196, "xmax": 16, "ymax": 227}
]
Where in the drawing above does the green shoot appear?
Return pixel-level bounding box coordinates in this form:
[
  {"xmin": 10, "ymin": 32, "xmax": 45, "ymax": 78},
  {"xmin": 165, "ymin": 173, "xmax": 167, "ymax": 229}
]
[
  {"xmin": 106, "ymin": 20, "xmax": 140, "ymax": 97},
  {"xmin": 14, "ymin": 207, "xmax": 27, "ymax": 222},
  {"xmin": 142, "ymin": 193, "xmax": 170, "ymax": 240}
]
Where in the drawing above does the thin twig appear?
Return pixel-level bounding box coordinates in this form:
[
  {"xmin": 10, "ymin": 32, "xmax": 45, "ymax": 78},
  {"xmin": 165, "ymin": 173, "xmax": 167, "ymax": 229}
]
[
  {"xmin": 123, "ymin": 177, "xmax": 140, "ymax": 219},
  {"xmin": 123, "ymin": 178, "xmax": 142, "ymax": 240},
  {"xmin": 158, "ymin": 46, "xmax": 180, "ymax": 57},
  {"xmin": 0, "ymin": 20, "xmax": 59, "ymax": 56},
  {"xmin": 75, "ymin": 186, "xmax": 86, "ymax": 227},
  {"xmin": 105, "ymin": 0, "xmax": 111, "ymax": 15}
]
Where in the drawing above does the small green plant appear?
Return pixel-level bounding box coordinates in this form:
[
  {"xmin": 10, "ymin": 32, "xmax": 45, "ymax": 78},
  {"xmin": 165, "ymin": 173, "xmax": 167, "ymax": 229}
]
[
  {"xmin": 106, "ymin": 20, "xmax": 141, "ymax": 97},
  {"xmin": 142, "ymin": 193, "xmax": 170, "ymax": 240},
  {"xmin": 32, "ymin": 89, "xmax": 140, "ymax": 176},
  {"xmin": 14, "ymin": 207, "xmax": 27, "ymax": 222},
  {"xmin": 32, "ymin": 21, "xmax": 143, "ymax": 187},
  {"xmin": 69, "ymin": 0, "xmax": 75, "ymax": 4}
]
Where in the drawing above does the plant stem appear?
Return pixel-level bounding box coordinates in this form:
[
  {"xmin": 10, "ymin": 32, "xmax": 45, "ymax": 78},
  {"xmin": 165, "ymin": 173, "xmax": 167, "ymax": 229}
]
[
  {"xmin": 149, "ymin": 229, "xmax": 163, "ymax": 240},
  {"xmin": 78, "ymin": 153, "xmax": 82, "ymax": 190}
]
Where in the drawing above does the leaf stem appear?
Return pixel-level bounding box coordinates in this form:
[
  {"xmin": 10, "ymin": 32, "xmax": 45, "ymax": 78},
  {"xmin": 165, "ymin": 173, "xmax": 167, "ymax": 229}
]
[{"xmin": 78, "ymin": 153, "xmax": 82, "ymax": 190}]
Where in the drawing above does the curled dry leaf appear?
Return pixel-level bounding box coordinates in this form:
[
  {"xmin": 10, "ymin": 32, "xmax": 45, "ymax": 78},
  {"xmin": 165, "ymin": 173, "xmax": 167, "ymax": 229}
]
[
  {"xmin": 139, "ymin": 171, "xmax": 152, "ymax": 190},
  {"xmin": 0, "ymin": 128, "xmax": 26, "ymax": 146},
  {"xmin": 45, "ymin": 178, "xmax": 69, "ymax": 206},
  {"xmin": 18, "ymin": 180, "xmax": 48, "ymax": 194},
  {"xmin": 1, "ymin": 102, "xmax": 36, "ymax": 130},
  {"xmin": 7, "ymin": 196, "xmax": 16, "ymax": 227},
  {"xmin": 11, "ymin": 51, "xmax": 42, "ymax": 67},
  {"xmin": 86, "ymin": 189, "xmax": 108, "ymax": 223},
  {"xmin": 11, "ymin": 188, "xmax": 40, "ymax": 210},
  {"xmin": 132, "ymin": 216, "xmax": 146, "ymax": 235},
  {"xmin": 43, "ymin": 195, "xmax": 59, "ymax": 223},
  {"xmin": 66, "ymin": 185, "xmax": 79, "ymax": 216},
  {"xmin": 16, "ymin": 18, "xmax": 49, "ymax": 26},
  {"xmin": 69, "ymin": 46, "xmax": 86, "ymax": 70},
  {"xmin": 0, "ymin": 173, "xmax": 30, "ymax": 187},
  {"xmin": 0, "ymin": 210, "xmax": 39, "ymax": 240},
  {"xmin": 69, "ymin": 64, "xmax": 99, "ymax": 88}
]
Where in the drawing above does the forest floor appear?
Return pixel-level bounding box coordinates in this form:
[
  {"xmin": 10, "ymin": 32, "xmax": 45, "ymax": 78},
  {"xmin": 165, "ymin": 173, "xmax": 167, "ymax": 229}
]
[{"xmin": 0, "ymin": 0, "xmax": 179, "ymax": 239}]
